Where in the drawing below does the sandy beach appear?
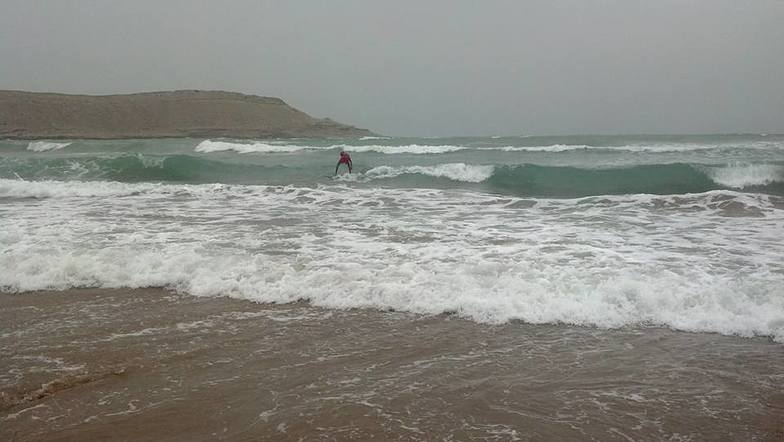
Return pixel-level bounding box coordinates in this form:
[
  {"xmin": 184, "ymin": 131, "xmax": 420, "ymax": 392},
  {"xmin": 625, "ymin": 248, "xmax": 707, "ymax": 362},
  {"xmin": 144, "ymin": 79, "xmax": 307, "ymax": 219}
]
[{"xmin": 2, "ymin": 288, "xmax": 782, "ymax": 441}]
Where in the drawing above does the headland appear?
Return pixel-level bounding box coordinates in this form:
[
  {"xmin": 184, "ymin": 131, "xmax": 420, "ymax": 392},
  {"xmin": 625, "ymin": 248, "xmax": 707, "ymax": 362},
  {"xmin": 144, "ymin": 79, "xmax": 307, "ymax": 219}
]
[{"xmin": 0, "ymin": 90, "xmax": 373, "ymax": 139}]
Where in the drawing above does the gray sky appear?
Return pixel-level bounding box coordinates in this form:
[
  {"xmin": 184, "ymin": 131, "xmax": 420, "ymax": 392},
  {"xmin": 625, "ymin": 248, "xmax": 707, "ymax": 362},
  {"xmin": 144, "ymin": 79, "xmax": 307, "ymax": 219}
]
[{"xmin": 1, "ymin": 0, "xmax": 782, "ymax": 136}]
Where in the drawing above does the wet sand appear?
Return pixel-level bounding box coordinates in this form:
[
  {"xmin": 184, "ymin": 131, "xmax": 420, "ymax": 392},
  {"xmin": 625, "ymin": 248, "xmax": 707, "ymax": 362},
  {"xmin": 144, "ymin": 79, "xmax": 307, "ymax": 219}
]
[{"xmin": 1, "ymin": 288, "xmax": 783, "ymax": 441}]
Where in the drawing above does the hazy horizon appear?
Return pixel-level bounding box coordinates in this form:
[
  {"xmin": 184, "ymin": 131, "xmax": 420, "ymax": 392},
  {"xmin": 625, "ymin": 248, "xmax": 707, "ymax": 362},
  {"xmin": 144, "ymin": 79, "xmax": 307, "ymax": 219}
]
[{"xmin": 1, "ymin": 0, "xmax": 782, "ymax": 137}]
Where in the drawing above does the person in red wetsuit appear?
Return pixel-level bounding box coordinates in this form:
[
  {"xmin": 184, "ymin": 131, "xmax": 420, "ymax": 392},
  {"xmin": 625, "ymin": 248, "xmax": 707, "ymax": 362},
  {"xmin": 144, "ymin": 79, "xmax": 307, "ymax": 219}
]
[{"xmin": 335, "ymin": 150, "xmax": 353, "ymax": 174}]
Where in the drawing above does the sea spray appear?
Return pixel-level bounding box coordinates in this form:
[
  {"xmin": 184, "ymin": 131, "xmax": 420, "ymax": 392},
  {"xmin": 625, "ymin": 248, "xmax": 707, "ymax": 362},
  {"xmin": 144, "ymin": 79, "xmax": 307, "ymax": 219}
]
[{"xmin": 703, "ymin": 163, "xmax": 784, "ymax": 189}]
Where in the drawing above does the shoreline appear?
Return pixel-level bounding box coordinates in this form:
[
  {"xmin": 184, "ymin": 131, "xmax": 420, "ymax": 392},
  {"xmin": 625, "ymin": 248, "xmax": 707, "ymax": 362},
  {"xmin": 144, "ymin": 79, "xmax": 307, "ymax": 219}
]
[{"xmin": 2, "ymin": 288, "xmax": 782, "ymax": 440}]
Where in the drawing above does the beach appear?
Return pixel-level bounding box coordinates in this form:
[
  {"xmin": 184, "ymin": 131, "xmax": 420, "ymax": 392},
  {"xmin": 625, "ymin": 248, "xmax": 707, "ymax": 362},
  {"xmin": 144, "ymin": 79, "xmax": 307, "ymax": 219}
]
[{"xmin": 2, "ymin": 288, "xmax": 783, "ymax": 441}]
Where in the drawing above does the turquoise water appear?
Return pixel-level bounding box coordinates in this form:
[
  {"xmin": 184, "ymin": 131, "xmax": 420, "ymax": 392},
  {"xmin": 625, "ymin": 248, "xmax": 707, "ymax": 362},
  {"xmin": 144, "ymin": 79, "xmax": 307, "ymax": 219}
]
[{"xmin": 1, "ymin": 134, "xmax": 782, "ymax": 196}]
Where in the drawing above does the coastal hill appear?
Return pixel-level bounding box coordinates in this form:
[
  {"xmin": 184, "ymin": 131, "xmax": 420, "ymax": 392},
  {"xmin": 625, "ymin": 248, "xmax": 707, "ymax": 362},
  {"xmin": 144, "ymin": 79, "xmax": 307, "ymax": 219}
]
[{"xmin": 0, "ymin": 90, "xmax": 373, "ymax": 139}]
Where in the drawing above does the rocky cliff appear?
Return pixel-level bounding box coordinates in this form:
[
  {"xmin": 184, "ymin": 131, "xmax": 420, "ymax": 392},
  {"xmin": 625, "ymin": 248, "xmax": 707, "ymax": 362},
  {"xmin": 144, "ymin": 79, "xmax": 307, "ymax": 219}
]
[{"xmin": 0, "ymin": 90, "xmax": 373, "ymax": 139}]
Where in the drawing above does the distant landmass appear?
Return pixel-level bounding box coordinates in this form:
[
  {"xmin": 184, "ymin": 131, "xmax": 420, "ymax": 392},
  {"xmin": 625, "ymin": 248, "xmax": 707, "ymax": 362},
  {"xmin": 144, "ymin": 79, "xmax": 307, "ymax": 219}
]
[{"xmin": 0, "ymin": 90, "xmax": 374, "ymax": 139}]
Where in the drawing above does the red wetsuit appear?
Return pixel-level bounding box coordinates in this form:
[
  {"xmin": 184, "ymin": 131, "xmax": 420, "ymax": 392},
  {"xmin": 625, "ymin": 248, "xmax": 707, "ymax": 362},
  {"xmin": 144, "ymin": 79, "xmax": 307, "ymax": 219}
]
[{"xmin": 336, "ymin": 151, "xmax": 353, "ymax": 173}]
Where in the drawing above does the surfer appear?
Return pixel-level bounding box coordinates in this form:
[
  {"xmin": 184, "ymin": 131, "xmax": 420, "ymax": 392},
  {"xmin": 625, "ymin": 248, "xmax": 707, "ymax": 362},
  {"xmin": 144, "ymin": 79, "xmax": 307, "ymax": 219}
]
[{"xmin": 335, "ymin": 150, "xmax": 353, "ymax": 174}]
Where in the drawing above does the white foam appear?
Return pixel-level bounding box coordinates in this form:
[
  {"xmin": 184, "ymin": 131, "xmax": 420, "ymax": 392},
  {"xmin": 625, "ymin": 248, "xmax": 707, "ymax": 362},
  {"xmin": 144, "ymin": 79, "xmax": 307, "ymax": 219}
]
[
  {"xmin": 195, "ymin": 140, "xmax": 305, "ymax": 153},
  {"xmin": 26, "ymin": 141, "xmax": 71, "ymax": 152},
  {"xmin": 195, "ymin": 140, "xmax": 468, "ymax": 155},
  {"xmin": 0, "ymin": 178, "xmax": 233, "ymax": 199},
  {"xmin": 500, "ymin": 143, "xmax": 767, "ymax": 153},
  {"xmin": 1, "ymin": 181, "xmax": 783, "ymax": 342},
  {"xmin": 0, "ymin": 178, "xmax": 162, "ymax": 198},
  {"xmin": 195, "ymin": 139, "xmax": 784, "ymax": 155},
  {"xmin": 500, "ymin": 144, "xmax": 592, "ymax": 152},
  {"xmin": 705, "ymin": 163, "xmax": 783, "ymax": 188},
  {"xmin": 361, "ymin": 163, "xmax": 495, "ymax": 183},
  {"xmin": 347, "ymin": 144, "xmax": 466, "ymax": 154}
]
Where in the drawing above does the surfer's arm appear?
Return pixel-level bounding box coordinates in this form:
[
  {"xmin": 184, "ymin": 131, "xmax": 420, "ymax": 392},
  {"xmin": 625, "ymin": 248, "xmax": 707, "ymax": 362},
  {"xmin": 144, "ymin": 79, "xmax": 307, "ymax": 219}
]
[
  {"xmin": 348, "ymin": 160, "xmax": 353, "ymax": 173},
  {"xmin": 335, "ymin": 162, "xmax": 341, "ymax": 175}
]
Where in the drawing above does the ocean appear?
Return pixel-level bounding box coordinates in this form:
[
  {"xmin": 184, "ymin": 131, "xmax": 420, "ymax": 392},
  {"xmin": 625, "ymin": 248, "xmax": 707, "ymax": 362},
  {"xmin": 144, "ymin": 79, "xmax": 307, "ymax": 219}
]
[
  {"xmin": 0, "ymin": 135, "xmax": 784, "ymax": 341},
  {"xmin": 3, "ymin": 134, "xmax": 784, "ymax": 439},
  {"xmin": 1, "ymin": 134, "xmax": 783, "ymax": 341}
]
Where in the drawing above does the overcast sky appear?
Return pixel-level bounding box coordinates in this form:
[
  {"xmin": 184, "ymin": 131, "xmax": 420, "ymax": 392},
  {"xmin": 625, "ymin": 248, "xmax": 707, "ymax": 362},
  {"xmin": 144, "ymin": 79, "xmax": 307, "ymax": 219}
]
[{"xmin": 1, "ymin": 0, "xmax": 782, "ymax": 136}]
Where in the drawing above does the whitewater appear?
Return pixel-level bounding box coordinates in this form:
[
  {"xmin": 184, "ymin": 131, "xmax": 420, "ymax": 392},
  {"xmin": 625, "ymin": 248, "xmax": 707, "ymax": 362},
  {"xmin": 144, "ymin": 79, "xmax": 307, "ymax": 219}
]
[{"xmin": 1, "ymin": 134, "xmax": 783, "ymax": 342}]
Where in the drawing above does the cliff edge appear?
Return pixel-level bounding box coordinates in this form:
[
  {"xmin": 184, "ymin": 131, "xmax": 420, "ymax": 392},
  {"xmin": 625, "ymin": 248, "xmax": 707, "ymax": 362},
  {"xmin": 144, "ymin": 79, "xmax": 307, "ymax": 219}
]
[{"xmin": 0, "ymin": 90, "xmax": 374, "ymax": 139}]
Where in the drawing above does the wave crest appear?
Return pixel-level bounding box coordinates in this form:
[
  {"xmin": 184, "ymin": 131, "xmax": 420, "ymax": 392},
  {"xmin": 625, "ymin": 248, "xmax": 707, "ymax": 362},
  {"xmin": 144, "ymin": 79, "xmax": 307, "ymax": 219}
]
[
  {"xmin": 705, "ymin": 164, "xmax": 784, "ymax": 189},
  {"xmin": 195, "ymin": 140, "xmax": 303, "ymax": 153},
  {"xmin": 27, "ymin": 141, "xmax": 71, "ymax": 152},
  {"xmin": 195, "ymin": 139, "xmax": 784, "ymax": 155},
  {"xmin": 195, "ymin": 140, "xmax": 467, "ymax": 154},
  {"xmin": 360, "ymin": 163, "xmax": 494, "ymax": 183}
]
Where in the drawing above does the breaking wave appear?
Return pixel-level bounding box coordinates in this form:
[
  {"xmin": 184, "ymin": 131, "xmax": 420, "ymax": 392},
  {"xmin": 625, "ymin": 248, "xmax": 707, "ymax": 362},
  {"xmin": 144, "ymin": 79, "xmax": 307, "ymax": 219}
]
[
  {"xmin": 3, "ymin": 155, "xmax": 783, "ymax": 197},
  {"xmin": 2, "ymin": 180, "xmax": 782, "ymax": 342},
  {"xmin": 361, "ymin": 163, "xmax": 495, "ymax": 183},
  {"xmin": 27, "ymin": 141, "xmax": 72, "ymax": 152},
  {"xmin": 195, "ymin": 139, "xmax": 784, "ymax": 155},
  {"xmin": 703, "ymin": 163, "xmax": 784, "ymax": 189}
]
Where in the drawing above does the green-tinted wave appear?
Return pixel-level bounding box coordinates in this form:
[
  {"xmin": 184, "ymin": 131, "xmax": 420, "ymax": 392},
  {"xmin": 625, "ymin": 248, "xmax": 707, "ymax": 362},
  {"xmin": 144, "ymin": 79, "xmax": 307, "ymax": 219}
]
[
  {"xmin": 2, "ymin": 152, "xmax": 782, "ymax": 197},
  {"xmin": 485, "ymin": 164, "xmax": 717, "ymax": 197},
  {"xmin": 0, "ymin": 154, "xmax": 296, "ymax": 185}
]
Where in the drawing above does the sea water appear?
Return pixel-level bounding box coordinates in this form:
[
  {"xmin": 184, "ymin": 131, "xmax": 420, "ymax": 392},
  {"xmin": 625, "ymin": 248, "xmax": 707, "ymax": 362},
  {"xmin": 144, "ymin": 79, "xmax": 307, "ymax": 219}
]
[{"xmin": 1, "ymin": 134, "xmax": 782, "ymax": 341}]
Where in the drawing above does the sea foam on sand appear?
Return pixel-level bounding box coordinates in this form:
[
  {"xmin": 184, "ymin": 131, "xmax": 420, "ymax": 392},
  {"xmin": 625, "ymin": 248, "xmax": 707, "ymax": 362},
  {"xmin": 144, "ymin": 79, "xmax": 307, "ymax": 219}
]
[{"xmin": 1, "ymin": 179, "xmax": 782, "ymax": 342}]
